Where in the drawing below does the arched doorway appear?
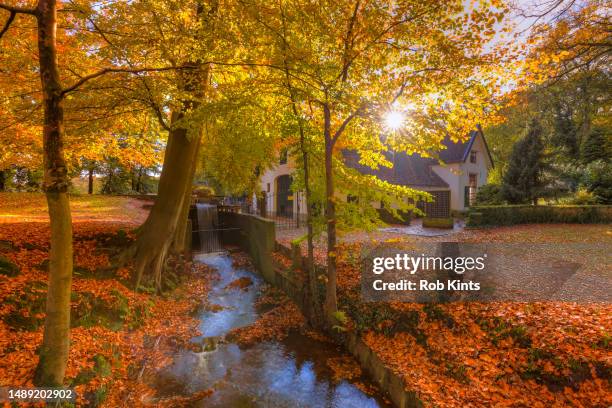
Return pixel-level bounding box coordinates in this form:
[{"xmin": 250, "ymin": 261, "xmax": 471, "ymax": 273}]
[{"xmin": 275, "ymin": 175, "xmax": 293, "ymax": 217}]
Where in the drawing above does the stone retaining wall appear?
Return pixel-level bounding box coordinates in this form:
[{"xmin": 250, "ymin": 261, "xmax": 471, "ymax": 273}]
[{"xmin": 218, "ymin": 211, "xmax": 275, "ymax": 282}]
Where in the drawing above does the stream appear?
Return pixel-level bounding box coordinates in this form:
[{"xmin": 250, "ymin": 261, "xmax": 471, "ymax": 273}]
[{"xmin": 155, "ymin": 253, "xmax": 390, "ymax": 407}]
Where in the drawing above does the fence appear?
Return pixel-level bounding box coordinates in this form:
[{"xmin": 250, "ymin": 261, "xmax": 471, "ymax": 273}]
[{"xmin": 218, "ymin": 192, "xmax": 307, "ymax": 230}]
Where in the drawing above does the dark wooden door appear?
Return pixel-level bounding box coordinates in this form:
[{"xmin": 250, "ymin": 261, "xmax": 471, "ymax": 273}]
[{"xmin": 276, "ymin": 175, "xmax": 293, "ymax": 217}]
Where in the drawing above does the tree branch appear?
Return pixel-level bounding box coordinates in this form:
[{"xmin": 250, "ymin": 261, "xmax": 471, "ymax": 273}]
[
  {"xmin": 0, "ymin": 2, "xmax": 37, "ymax": 40},
  {"xmin": 61, "ymin": 66, "xmax": 198, "ymax": 96},
  {"xmin": 0, "ymin": 3, "xmax": 37, "ymax": 15},
  {"xmin": 0, "ymin": 10, "xmax": 14, "ymax": 39},
  {"xmin": 331, "ymin": 107, "xmax": 363, "ymax": 145}
]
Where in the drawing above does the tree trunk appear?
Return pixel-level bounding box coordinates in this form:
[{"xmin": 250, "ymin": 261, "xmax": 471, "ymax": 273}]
[
  {"xmin": 172, "ymin": 130, "xmax": 202, "ymax": 256},
  {"xmin": 87, "ymin": 167, "xmax": 94, "ymax": 194},
  {"xmin": 323, "ymin": 104, "xmax": 338, "ymax": 322},
  {"xmin": 578, "ymin": 74, "xmax": 592, "ymax": 150},
  {"xmin": 131, "ymin": 168, "xmax": 136, "ymax": 192},
  {"xmin": 34, "ymin": 0, "xmax": 74, "ymax": 387},
  {"xmin": 0, "ymin": 170, "xmax": 6, "ymax": 191},
  {"xmin": 103, "ymin": 163, "xmax": 113, "ymax": 194},
  {"xmin": 300, "ymin": 126, "xmax": 318, "ymax": 322},
  {"xmin": 136, "ymin": 167, "xmax": 143, "ymax": 193},
  {"xmin": 127, "ymin": 112, "xmax": 202, "ymax": 291}
]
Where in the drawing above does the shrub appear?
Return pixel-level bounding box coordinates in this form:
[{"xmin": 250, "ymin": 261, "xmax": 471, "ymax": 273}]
[
  {"xmin": 581, "ymin": 160, "xmax": 611, "ymax": 204},
  {"xmin": 466, "ymin": 205, "xmax": 612, "ymax": 226},
  {"xmin": 475, "ymin": 184, "xmax": 504, "ymax": 205},
  {"xmin": 569, "ymin": 188, "xmax": 598, "ymax": 205},
  {"xmin": 422, "ymin": 217, "xmax": 454, "ymax": 229}
]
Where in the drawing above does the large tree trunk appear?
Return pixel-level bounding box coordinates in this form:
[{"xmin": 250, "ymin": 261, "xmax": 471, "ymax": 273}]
[
  {"xmin": 172, "ymin": 130, "xmax": 202, "ymax": 256},
  {"xmin": 126, "ymin": 63, "xmax": 209, "ymax": 291},
  {"xmin": 323, "ymin": 104, "xmax": 338, "ymax": 322},
  {"xmin": 34, "ymin": 0, "xmax": 74, "ymax": 387},
  {"xmin": 128, "ymin": 112, "xmax": 202, "ymax": 291}
]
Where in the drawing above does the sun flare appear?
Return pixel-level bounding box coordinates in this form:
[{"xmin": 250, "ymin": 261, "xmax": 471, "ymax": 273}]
[{"xmin": 384, "ymin": 110, "xmax": 404, "ymax": 130}]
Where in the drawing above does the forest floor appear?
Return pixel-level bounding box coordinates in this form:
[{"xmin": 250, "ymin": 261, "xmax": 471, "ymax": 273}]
[{"xmin": 0, "ymin": 193, "xmax": 218, "ymax": 407}]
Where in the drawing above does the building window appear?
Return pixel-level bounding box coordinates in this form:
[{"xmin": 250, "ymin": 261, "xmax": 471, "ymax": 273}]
[
  {"xmin": 266, "ymin": 183, "xmax": 270, "ymax": 192},
  {"xmin": 470, "ymin": 151, "xmax": 477, "ymax": 163},
  {"xmin": 469, "ymin": 173, "xmax": 477, "ymax": 187},
  {"xmin": 279, "ymin": 149, "xmax": 288, "ymax": 165}
]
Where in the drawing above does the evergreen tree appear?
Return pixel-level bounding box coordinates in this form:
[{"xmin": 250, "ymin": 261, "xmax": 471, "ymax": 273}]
[
  {"xmin": 551, "ymin": 103, "xmax": 579, "ymax": 160},
  {"xmin": 502, "ymin": 119, "xmax": 546, "ymax": 204},
  {"xmin": 582, "ymin": 160, "xmax": 612, "ymax": 204},
  {"xmin": 581, "ymin": 127, "xmax": 609, "ymax": 164}
]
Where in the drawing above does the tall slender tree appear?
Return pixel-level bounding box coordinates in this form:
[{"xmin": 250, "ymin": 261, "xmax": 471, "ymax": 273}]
[{"xmin": 0, "ymin": 0, "xmax": 74, "ymax": 386}]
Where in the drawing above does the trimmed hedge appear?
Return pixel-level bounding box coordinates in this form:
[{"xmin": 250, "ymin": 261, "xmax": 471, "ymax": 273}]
[
  {"xmin": 422, "ymin": 217, "xmax": 454, "ymax": 229},
  {"xmin": 467, "ymin": 205, "xmax": 612, "ymax": 226}
]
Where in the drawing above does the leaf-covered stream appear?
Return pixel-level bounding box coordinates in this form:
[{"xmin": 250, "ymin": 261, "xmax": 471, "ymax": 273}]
[{"xmin": 154, "ymin": 254, "xmax": 390, "ymax": 407}]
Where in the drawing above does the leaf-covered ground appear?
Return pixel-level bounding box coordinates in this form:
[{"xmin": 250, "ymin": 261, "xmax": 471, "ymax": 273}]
[
  {"xmin": 277, "ymin": 223, "xmax": 612, "ymax": 265},
  {"xmin": 327, "ymin": 242, "xmax": 611, "ymax": 408},
  {"xmin": 276, "ymin": 222, "xmax": 612, "ymax": 406},
  {"xmin": 2, "ymin": 193, "xmax": 609, "ymax": 407},
  {"xmin": 0, "ymin": 193, "xmax": 214, "ymax": 407}
]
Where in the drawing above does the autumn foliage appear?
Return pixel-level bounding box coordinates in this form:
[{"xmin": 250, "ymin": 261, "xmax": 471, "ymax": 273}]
[{"xmin": 0, "ymin": 194, "xmax": 213, "ymax": 407}]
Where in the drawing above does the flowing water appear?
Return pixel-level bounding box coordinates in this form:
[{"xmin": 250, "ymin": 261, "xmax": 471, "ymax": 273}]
[
  {"xmin": 155, "ymin": 254, "xmax": 390, "ymax": 407},
  {"xmin": 195, "ymin": 203, "xmax": 221, "ymax": 253}
]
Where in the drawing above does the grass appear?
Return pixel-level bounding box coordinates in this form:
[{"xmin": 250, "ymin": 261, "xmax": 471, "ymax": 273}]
[{"xmin": 0, "ymin": 192, "xmax": 150, "ymax": 225}]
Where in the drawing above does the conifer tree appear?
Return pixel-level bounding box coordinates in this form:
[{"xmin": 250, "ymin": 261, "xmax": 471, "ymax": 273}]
[
  {"xmin": 502, "ymin": 119, "xmax": 546, "ymax": 204},
  {"xmin": 581, "ymin": 127, "xmax": 609, "ymax": 164},
  {"xmin": 552, "ymin": 103, "xmax": 579, "ymax": 160}
]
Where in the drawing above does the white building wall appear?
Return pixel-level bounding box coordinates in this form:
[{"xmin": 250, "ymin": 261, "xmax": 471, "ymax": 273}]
[
  {"xmin": 255, "ymin": 156, "xmax": 307, "ymax": 216},
  {"xmin": 431, "ymin": 133, "xmax": 490, "ymax": 211},
  {"xmin": 430, "ymin": 163, "xmax": 461, "ymax": 210}
]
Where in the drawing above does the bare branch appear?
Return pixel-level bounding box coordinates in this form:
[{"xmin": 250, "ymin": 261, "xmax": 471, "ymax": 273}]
[
  {"xmin": 340, "ymin": 0, "xmax": 361, "ymax": 83},
  {"xmin": 62, "ymin": 61, "xmax": 324, "ymax": 97}
]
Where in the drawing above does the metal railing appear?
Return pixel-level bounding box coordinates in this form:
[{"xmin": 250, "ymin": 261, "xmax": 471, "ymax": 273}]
[
  {"xmin": 192, "ymin": 227, "xmax": 241, "ymax": 254},
  {"xmin": 214, "ymin": 192, "xmax": 307, "ymax": 230}
]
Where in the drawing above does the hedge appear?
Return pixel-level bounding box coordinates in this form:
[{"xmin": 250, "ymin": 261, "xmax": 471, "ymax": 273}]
[
  {"xmin": 466, "ymin": 205, "xmax": 612, "ymax": 226},
  {"xmin": 422, "ymin": 217, "xmax": 454, "ymax": 229}
]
